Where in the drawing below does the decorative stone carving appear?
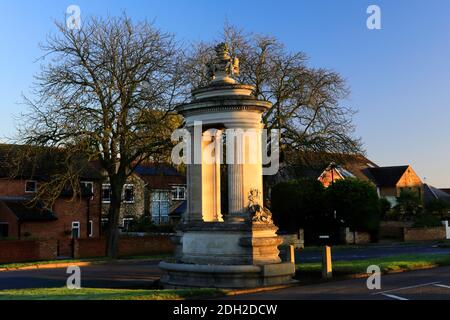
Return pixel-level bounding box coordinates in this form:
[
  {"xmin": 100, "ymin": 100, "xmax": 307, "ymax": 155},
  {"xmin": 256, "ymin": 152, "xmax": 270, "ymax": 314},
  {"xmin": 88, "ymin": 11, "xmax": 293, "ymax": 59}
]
[
  {"xmin": 207, "ymin": 43, "xmax": 240, "ymax": 81},
  {"xmin": 248, "ymin": 189, "xmax": 273, "ymax": 224}
]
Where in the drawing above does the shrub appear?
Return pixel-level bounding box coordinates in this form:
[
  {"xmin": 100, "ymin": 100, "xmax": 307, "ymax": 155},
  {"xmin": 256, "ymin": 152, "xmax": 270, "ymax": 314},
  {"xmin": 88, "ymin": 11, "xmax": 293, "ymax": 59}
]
[
  {"xmin": 426, "ymin": 199, "xmax": 450, "ymax": 220},
  {"xmin": 129, "ymin": 216, "xmax": 175, "ymax": 233},
  {"xmin": 413, "ymin": 214, "xmax": 443, "ymax": 228},
  {"xmin": 326, "ymin": 179, "xmax": 380, "ymax": 236},
  {"xmin": 394, "ymin": 189, "xmax": 423, "ymax": 220},
  {"xmin": 271, "ymin": 178, "xmax": 325, "ymax": 233},
  {"xmin": 379, "ymin": 197, "xmax": 392, "ymax": 220}
]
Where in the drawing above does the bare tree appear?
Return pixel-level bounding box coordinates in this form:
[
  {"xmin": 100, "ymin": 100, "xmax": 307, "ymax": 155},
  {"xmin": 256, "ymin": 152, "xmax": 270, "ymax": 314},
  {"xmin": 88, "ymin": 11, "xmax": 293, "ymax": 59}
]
[
  {"xmin": 184, "ymin": 24, "xmax": 363, "ymax": 163},
  {"xmin": 16, "ymin": 15, "xmax": 185, "ymax": 258}
]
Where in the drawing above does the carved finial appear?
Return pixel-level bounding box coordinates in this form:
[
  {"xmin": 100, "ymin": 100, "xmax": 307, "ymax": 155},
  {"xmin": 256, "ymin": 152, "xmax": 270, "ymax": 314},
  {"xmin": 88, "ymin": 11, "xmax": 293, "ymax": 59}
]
[{"xmin": 206, "ymin": 42, "xmax": 240, "ymax": 84}]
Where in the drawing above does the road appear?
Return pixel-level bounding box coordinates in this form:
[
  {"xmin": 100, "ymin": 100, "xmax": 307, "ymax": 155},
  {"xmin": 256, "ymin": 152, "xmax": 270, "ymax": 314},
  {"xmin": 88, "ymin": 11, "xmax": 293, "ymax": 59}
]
[
  {"xmin": 0, "ymin": 260, "xmax": 162, "ymax": 290},
  {"xmin": 1, "ymin": 242, "xmax": 450, "ymax": 298},
  {"xmin": 225, "ymin": 266, "xmax": 450, "ymax": 300},
  {"xmin": 296, "ymin": 242, "xmax": 450, "ymax": 262}
]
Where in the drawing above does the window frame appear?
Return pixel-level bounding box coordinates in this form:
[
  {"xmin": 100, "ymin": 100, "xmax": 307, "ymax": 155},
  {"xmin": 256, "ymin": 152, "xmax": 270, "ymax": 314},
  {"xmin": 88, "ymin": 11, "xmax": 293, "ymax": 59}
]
[
  {"xmin": 122, "ymin": 218, "xmax": 134, "ymax": 232},
  {"xmin": 88, "ymin": 220, "xmax": 94, "ymax": 238},
  {"xmin": 71, "ymin": 221, "xmax": 80, "ymax": 239},
  {"xmin": 123, "ymin": 184, "xmax": 135, "ymax": 204},
  {"xmin": 25, "ymin": 180, "xmax": 38, "ymax": 193},
  {"xmin": 81, "ymin": 181, "xmax": 94, "ymax": 200},
  {"xmin": 101, "ymin": 183, "xmax": 111, "ymax": 203},
  {"xmin": 151, "ymin": 190, "xmax": 170, "ymax": 225},
  {"xmin": 171, "ymin": 185, "xmax": 186, "ymax": 201}
]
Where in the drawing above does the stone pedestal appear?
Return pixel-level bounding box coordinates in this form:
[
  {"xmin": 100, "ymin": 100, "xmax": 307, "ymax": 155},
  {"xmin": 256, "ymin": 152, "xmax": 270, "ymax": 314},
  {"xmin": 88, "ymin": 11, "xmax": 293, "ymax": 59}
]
[{"xmin": 161, "ymin": 222, "xmax": 294, "ymax": 289}]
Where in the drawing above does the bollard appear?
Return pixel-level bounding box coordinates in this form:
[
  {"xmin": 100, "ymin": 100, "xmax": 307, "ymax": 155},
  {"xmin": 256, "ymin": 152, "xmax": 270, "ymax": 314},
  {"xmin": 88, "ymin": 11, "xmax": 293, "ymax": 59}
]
[
  {"xmin": 285, "ymin": 245, "xmax": 295, "ymax": 264},
  {"xmin": 322, "ymin": 245, "xmax": 333, "ymax": 279}
]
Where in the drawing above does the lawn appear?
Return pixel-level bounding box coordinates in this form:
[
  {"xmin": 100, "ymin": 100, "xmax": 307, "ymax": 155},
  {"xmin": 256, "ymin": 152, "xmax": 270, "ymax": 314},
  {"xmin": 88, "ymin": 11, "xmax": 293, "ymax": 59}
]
[
  {"xmin": 0, "ymin": 254, "xmax": 172, "ymax": 270},
  {"xmin": 0, "ymin": 287, "xmax": 227, "ymax": 300},
  {"xmin": 296, "ymin": 253, "xmax": 450, "ymax": 278}
]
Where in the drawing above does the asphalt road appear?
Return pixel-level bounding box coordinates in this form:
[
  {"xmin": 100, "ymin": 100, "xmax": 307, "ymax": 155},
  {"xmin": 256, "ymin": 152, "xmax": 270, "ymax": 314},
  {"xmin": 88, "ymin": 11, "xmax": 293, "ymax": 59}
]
[
  {"xmin": 1, "ymin": 242, "xmax": 450, "ymax": 299},
  {"xmin": 0, "ymin": 260, "xmax": 162, "ymax": 290},
  {"xmin": 225, "ymin": 266, "xmax": 450, "ymax": 300},
  {"xmin": 297, "ymin": 242, "xmax": 450, "ymax": 262}
]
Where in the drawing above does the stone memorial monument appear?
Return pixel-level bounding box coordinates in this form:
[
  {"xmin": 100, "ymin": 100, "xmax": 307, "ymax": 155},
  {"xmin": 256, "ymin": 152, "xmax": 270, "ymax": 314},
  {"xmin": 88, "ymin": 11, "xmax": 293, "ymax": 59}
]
[{"xmin": 159, "ymin": 43, "xmax": 295, "ymax": 288}]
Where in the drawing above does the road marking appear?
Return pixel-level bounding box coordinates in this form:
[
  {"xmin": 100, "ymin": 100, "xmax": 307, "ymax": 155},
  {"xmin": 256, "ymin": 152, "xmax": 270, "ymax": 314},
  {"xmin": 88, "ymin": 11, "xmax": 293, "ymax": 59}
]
[
  {"xmin": 381, "ymin": 293, "xmax": 409, "ymax": 301},
  {"xmin": 373, "ymin": 282, "xmax": 441, "ymax": 295},
  {"xmin": 433, "ymin": 284, "xmax": 450, "ymax": 289}
]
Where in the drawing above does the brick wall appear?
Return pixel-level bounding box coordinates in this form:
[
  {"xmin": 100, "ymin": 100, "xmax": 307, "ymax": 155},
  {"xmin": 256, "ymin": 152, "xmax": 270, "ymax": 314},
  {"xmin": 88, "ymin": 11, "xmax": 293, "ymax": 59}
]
[
  {"xmin": 403, "ymin": 226, "xmax": 446, "ymax": 242},
  {"xmin": 380, "ymin": 221, "xmax": 413, "ymax": 240},
  {"xmin": 341, "ymin": 228, "xmax": 371, "ymax": 244},
  {"xmin": 0, "ymin": 239, "xmax": 57, "ymax": 264},
  {"xmin": 74, "ymin": 235, "xmax": 174, "ymax": 258}
]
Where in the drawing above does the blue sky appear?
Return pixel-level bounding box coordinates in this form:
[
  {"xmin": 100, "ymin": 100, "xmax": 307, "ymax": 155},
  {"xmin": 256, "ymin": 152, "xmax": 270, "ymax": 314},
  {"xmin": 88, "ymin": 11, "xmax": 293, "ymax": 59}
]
[{"xmin": 1, "ymin": 0, "xmax": 450, "ymax": 186}]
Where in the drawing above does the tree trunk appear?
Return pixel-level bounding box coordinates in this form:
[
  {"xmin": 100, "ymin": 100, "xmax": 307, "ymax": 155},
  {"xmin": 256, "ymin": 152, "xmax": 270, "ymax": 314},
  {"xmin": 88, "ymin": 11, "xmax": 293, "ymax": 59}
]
[{"xmin": 106, "ymin": 179, "xmax": 125, "ymax": 259}]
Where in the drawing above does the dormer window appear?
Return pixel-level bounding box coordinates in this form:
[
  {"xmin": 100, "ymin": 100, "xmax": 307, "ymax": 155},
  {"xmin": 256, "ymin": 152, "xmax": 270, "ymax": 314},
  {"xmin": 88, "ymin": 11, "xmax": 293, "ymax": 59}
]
[{"xmin": 25, "ymin": 180, "xmax": 37, "ymax": 193}]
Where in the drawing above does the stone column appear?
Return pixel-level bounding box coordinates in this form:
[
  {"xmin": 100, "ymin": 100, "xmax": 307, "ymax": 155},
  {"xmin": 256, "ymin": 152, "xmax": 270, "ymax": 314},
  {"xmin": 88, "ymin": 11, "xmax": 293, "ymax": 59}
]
[
  {"xmin": 227, "ymin": 163, "xmax": 244, "ymax": 222},
  {"xmin": 202, "ymin": 129, "xmax": 223, "ymax": 222},
  {"xmin": 226, "ymin": 124, "xmax": 264, "ymax": 223},
  {"xmin": 186, "ymin": 126, "xmax": 203, "ymax": 222}
]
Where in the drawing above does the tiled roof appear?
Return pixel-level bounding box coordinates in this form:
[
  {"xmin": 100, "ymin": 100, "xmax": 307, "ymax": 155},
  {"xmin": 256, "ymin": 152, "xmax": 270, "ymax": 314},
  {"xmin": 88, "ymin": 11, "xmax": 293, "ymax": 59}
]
[
  {"xmin": 268, "ymin": 153, "xmax": 378, "ymax": 184},
  {"xmin": 0, "ymin": 197, "xmax": 57, "ymax": 222},
  {"xmin": 135, "ymin": 164, "xmax": 185, "ymax": 189},
  {"xmin": 0, "ymin": 144, "xmax": 102, "ymax": 180},
  {"xmin": 363, "ymin": 166, "xmax": 410, "ymax": 187},
  {"xmin": 170, "ymin": 201, "xmax": 186, "ymax": 216},
  {"xmin": 424, "ymin": 184, "xmax": 450, "ymax": 206}
]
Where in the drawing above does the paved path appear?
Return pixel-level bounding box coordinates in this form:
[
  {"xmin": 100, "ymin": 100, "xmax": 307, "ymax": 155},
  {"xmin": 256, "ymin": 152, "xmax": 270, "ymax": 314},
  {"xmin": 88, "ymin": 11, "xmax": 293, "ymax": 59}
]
[
  {"xmin": 225, "ymin": 266, "xmax": 450, "ymax": 300},
  {"xmin": 0, "ymin": 260, "xmax": 162, "ymax": 290},
  {"xmin": 297, "ymin": 242, "xmax": 450, "ymax": 262}
]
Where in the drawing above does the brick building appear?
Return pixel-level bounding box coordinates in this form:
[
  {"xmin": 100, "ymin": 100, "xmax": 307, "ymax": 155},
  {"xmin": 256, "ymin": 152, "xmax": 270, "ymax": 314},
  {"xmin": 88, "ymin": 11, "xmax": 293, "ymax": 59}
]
[
  {"xmin": 0, "ymin": 145, "xmax": 102, "ymax": 256},
  {"xmin": 101, "ymin": 164, "xmax": 186, "ymax": 230}
]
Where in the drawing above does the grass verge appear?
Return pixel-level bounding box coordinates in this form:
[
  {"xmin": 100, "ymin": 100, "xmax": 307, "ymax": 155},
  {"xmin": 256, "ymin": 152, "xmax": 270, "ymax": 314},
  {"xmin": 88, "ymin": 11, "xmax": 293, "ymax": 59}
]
[
  {"xmin": 296, "ymin": 253, "xmax": 450, "ymax": 278},
  {"xmin": 0, "ymin": 254, "xmax": 172, "ymax": 270},
  {"xmin": 0, "ymin": 287, "xmax": 227, "ymax": 300}
]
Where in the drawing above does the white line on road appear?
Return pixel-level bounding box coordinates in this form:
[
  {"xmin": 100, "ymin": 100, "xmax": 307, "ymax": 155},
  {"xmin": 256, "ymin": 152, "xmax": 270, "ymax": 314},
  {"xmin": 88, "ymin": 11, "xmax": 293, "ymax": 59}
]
[
  {"xmin": 381, "ymin": 293, "xmax": 409, "ymax": 301},
  {"xmin": 433, "ymin": 284, "xmax": 450, "ymax": 289},
  {"xmin": 373, "ymin": 282, "xmax": 441, "ymax": 295}
]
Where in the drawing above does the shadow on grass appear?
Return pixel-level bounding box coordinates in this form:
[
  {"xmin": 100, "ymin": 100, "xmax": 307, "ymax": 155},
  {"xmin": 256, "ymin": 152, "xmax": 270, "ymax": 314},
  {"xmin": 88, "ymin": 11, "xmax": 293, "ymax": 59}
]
[{"xmin": 0, "ymin": 287, "xmax": 227, "ymax": 300}]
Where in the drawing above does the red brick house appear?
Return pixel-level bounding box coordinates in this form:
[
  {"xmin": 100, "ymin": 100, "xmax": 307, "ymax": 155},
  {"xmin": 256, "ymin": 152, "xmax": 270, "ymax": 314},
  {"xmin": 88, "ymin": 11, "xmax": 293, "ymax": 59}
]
[{"xmin": 0, "ymin": 145, "xmax": 102, "ymax": 256}]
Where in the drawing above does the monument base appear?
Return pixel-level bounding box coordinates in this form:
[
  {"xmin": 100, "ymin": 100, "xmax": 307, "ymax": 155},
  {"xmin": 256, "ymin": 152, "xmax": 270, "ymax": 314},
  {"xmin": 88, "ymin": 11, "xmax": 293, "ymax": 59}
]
[
  {"xmin": 159, "ymin": 261, "xmax": 296, "ymax": 289},
  {"xmin": 159, "ymin": 221, "xmax": 296, "ymax": 289}
]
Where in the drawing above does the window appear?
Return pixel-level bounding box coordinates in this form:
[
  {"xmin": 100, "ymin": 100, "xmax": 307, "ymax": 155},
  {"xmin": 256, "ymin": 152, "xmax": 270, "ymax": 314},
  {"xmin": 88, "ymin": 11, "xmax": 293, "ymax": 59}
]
[
  {"xmin": 81, "ymin": 181, "xmax": 94, "ymax": 199},
  {"xmin": 123, "ymin": 184, "xmax": 135, "ymax": 203},
  {"xmin": 101, "ymin": 218, "xmax": 109, "ymax": 233},
  {"xmin": 71, "ymin": 221, "xmax": 80, "ymax": 239},
  {"xmin": 88, "ymin": 220, "xmax": 93, "ymax": 238},
  {"xmin": 122, "ymin": 218, "xmax": 134, "ymax": 232},
  {"xmin": 0, "ymin": 223, "xmax": 8, "ymax": 238},
  {"xmin": 25, "ymin": 180, "xmax": 37, "ymax": 193},
  {"xmin": 151, "ymin": 191, "xmax": 170, "ymax": 225},
  {"xmin": 102, "ymin": 184, "xmax": 111, "ymax": 203},
  {"xmin": 171, "ymin": 186, "xmax": 186, "ymax": 200}
]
